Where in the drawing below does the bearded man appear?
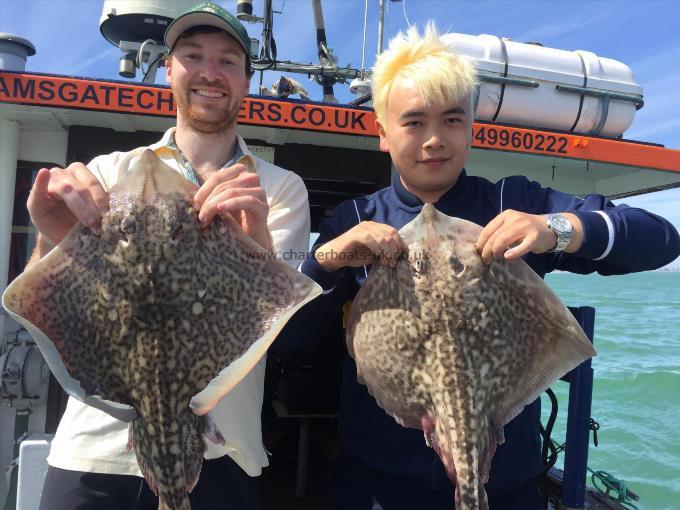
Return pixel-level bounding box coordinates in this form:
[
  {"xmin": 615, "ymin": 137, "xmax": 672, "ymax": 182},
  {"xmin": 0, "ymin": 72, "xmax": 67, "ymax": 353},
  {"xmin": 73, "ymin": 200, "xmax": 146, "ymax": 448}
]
[{"xmin": 27, "ymin": 4, "xmax": 309, "ymax": 509}]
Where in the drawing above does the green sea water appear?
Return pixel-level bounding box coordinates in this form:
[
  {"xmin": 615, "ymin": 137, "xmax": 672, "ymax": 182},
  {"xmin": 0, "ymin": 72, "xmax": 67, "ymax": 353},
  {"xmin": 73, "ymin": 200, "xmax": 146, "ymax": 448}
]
[{"xmin": 543, "ymin": 271, "xmax": 680, "ymax": 510}]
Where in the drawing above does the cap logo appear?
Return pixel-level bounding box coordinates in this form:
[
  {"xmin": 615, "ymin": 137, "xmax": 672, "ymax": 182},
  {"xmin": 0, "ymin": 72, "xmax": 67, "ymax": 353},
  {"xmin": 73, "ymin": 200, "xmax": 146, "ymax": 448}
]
[{"xmin": 165, "ymin": 1, "xmax": 250, "ymax": 67}]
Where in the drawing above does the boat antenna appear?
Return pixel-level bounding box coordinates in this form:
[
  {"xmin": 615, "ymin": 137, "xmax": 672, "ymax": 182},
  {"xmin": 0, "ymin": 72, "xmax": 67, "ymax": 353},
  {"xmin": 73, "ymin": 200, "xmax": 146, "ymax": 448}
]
[
  {"xmin": 401, "ymin": 0, "xmax": 411, "ymax": 28},
  {"xmin": 377, "ymin": 0, "xmax": 386, "ymax": 54},
  {"xmin": 379, "ymin": 0, "xmax": 405, "ymax": 53},
  {"xmin": 361, "ymin": 0, "xmax": 368, "ymax": 77},
  {"xmin": 259, "ymin": 0, "xmax": 277, "ymax": 66},
  {"xmin": 312, "ymin": 0, "xmax": 337, "ymax": 103},
  {"xmin": 236, "ymin": 0, "xmax": 363, "ymax": 100},
  {"xmin": 349, "ymin": 0, "xmax": 372, "ymax": 99}
]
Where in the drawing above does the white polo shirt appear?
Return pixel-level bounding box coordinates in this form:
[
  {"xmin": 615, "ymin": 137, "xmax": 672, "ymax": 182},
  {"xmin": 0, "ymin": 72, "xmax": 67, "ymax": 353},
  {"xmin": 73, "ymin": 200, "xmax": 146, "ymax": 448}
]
[{"xmin": 47, "ymin": 127, "xmax": 310, "ymax": 477}]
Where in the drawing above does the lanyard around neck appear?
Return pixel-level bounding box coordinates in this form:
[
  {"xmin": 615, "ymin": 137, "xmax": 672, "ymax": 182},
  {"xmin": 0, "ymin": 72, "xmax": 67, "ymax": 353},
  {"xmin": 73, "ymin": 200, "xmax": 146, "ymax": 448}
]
[{"xmin": 166, "ymin": 133, "xmax": 243, "ymax": 185}]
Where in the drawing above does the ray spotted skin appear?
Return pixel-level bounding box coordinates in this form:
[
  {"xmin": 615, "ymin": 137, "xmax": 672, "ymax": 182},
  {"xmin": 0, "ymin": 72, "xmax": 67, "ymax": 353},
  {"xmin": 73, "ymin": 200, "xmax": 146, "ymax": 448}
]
[
  {"xmin": 347, "ymin": 204, "xmax": 596, "ymax": 510},
  {"xmin": 2, "ymin": 150, "xmax": 320, "ymax": 510}
]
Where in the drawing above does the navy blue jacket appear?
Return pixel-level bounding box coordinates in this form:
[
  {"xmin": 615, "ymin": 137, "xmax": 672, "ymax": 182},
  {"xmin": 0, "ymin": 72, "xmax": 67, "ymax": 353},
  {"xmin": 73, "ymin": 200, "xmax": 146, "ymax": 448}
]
[{"xmin": 293, "ymin": 170, "xmax": 680, "ymax": 495}]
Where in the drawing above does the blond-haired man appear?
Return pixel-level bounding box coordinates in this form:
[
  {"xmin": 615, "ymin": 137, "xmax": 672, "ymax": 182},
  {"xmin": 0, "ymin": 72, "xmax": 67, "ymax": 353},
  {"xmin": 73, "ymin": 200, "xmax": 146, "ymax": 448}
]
[{"xmin": 295, "ymin": 24, "xmax": 680, "ymax": 509}]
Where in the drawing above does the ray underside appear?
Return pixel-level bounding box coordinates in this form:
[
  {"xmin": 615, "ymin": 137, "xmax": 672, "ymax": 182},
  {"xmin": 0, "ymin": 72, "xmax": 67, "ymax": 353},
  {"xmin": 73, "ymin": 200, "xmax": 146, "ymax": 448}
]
[{"xmin": 346, "ymin": 206, "xmax": 595, "ymax": 509}]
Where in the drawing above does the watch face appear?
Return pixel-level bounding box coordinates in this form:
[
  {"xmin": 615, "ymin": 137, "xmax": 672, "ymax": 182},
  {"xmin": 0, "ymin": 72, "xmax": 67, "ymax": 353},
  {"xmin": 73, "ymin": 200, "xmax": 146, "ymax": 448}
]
[{"xmin": 551, "ymin": 215, "xmax": 571, "ymax": 233}]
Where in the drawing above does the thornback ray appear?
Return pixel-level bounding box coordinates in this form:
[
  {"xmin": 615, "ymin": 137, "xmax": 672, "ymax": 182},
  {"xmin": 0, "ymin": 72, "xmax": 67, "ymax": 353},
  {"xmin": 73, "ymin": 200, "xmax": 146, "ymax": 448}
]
[
  {"xmin": 346, "ymin": 203, "xmax": 596, "ymax": 510},
  {"xmin": 2, "ymin": 149, "xmax": 321, "ymax": 510}
]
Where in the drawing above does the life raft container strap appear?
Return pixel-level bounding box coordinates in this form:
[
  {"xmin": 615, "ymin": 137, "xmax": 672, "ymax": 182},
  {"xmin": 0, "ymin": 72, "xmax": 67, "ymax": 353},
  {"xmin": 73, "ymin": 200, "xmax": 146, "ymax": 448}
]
[
  {"xmin": 491, "ymin": 37, "xmax": 509, "ymax": 122},
  {"xmin": 568, "ymin": 51, "xmax": 588, "ymax": 133}
]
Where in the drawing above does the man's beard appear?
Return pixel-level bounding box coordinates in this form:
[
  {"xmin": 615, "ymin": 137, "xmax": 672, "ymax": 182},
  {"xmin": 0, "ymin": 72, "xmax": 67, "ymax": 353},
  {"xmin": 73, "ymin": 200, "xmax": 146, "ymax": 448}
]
[{"xmin": 172, "ymin": 82, "xmax": 240, "ymax": 134}]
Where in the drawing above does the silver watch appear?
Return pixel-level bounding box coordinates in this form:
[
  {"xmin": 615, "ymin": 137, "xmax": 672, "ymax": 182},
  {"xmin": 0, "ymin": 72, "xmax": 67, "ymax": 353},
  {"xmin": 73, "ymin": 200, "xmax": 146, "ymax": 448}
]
[{"xmin": 545, "ymin": 213, "xmax": 573, "ymax": 252}]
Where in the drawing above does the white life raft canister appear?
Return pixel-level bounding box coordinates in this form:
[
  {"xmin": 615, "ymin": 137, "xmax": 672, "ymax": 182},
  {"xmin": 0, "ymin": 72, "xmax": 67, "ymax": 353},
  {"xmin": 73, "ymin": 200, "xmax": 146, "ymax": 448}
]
[{"xmin": 441, "ymin": 33, "xmax": 643, "ymax": 137}]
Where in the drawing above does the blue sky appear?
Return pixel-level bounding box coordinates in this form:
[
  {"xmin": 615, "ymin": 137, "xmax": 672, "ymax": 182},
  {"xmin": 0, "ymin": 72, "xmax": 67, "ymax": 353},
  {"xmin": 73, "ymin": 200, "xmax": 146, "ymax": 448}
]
[{"xmin": 1, "ymin": 0, "xmax": 678, "ymax": 265}]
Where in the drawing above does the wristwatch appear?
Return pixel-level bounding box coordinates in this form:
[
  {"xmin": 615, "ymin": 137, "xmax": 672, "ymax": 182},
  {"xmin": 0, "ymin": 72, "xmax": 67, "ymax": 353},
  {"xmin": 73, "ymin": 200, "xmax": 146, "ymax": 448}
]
[{"xmin": 545, "ymin": 213, "xmax": 573, "ymax": 252}]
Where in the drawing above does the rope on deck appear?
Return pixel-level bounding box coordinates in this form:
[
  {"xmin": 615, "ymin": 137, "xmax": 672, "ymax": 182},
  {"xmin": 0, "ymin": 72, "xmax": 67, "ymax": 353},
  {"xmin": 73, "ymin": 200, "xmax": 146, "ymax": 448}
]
[{"xmin": 587, "ymin": 467, "xmax": 639, "ymax": 509}]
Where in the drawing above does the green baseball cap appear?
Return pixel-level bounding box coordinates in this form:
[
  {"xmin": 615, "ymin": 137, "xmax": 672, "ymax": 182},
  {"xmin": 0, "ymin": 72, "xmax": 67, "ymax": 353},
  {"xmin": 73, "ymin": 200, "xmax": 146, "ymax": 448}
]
[{"xmin": 165, "ymin": 2, "xmax": 250, "ymax": 63}]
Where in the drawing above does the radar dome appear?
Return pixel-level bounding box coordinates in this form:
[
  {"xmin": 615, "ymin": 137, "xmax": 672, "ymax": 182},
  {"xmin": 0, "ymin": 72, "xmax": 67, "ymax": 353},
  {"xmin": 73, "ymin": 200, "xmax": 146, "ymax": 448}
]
[{"xmin": 100, "ymin": 0, "xmax": 197, "ymax": 46}]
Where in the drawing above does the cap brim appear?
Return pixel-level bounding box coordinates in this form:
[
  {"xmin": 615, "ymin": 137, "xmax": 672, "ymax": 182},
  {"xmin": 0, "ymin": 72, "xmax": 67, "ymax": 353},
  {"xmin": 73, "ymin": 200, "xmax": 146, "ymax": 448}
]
[{"xmin": 164, "ymin": 12, "xmax": 248, "ymax": 55}]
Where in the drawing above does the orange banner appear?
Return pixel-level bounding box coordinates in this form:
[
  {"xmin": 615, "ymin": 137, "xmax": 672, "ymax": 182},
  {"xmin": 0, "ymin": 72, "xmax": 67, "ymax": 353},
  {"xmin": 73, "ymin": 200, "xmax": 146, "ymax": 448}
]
[
  {"xmin": 0, "ymin": 72, "xmax": 175, "ymax": 115},
  {"xmin": 0, "ymin": 72, "xmax": 376, "ymax": 136},
  {"xmin": 237, "ymin": 96, "xmax": 374, "ymax": 135},
  {"xmin": 1, "ymin": 72, "xmax": 679, "ymax": 173},
  {"xmin": 471, "ymin": 122, "xmax": 680, "ymax": 173}
]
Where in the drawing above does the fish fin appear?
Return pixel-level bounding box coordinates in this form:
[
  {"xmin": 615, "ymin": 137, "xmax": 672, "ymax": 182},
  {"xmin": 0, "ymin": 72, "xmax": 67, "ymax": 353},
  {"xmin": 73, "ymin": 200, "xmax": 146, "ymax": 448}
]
[
  {"xmin": 188, "ymin": 220, "xmax": 321, "ymax": 416},
  {"xmin": 421, "ymin": 415, "xmax": 438, "ymax": 450},
  {"xmin": 358, "ymin": 364, "xmax": 424, "ymax": 430},
  {"xmin": 185, "ymin": 467, "xmax": 201, "ymax": 494},
  {"xmin": 130, "ymin": 423, "xmax": 158, "ymax": 497},
  {"xmin": 487, "ymin": 261, "xmax": 596, "ymax": 428},
  {"xmin": 149, "ymin": 479, "xmax": 158, "ymax": 497},
  {"xmin": 347, "ymin": 306, "xmax": 427, "ymax": 430},
  {"xmin": 136, "ymin": 452, "xmax": 158, "ymax": 496},
  {"xmin": 144, "ymin": 471, "xmax": 158, "ymax": 497},
  {"xmin": 495, "ymin": 424, "xmax": 505, "ymax": 446},
  {"xmin": 185, "ymin": 417, "xmax": 206, "ymax": 493},
  {"xmin": 480, "ymin": 425, "xmax": 502, "ymax": 485},
  {"xmin": 200, "ymin": 413, "xmax": 225, "ymax": 445},
  {"xmin": 1, "ymin": 226, "xmax": 137, "ymax": 422},
  {"xmin": 478, "ymin": 487, "xmax": 490, "ymax": 510}
]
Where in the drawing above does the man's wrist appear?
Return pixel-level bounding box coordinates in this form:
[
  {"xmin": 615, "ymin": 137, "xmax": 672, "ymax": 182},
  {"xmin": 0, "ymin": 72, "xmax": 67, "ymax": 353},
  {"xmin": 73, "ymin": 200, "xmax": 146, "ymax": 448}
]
[
  {"xmin": 544, "ymin": 212, "xmax": 584, "ymax": 253},
  {"xmin": 314, "ymin": 246, "xmax": 341, "ymax": 272},
  {"xmin": 27, "ymin": 233, "xmax": 55, "ymax": 267},
  {"xmin": 545, "ymin": 213, "xmax": 573, "ymax": 252}
]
